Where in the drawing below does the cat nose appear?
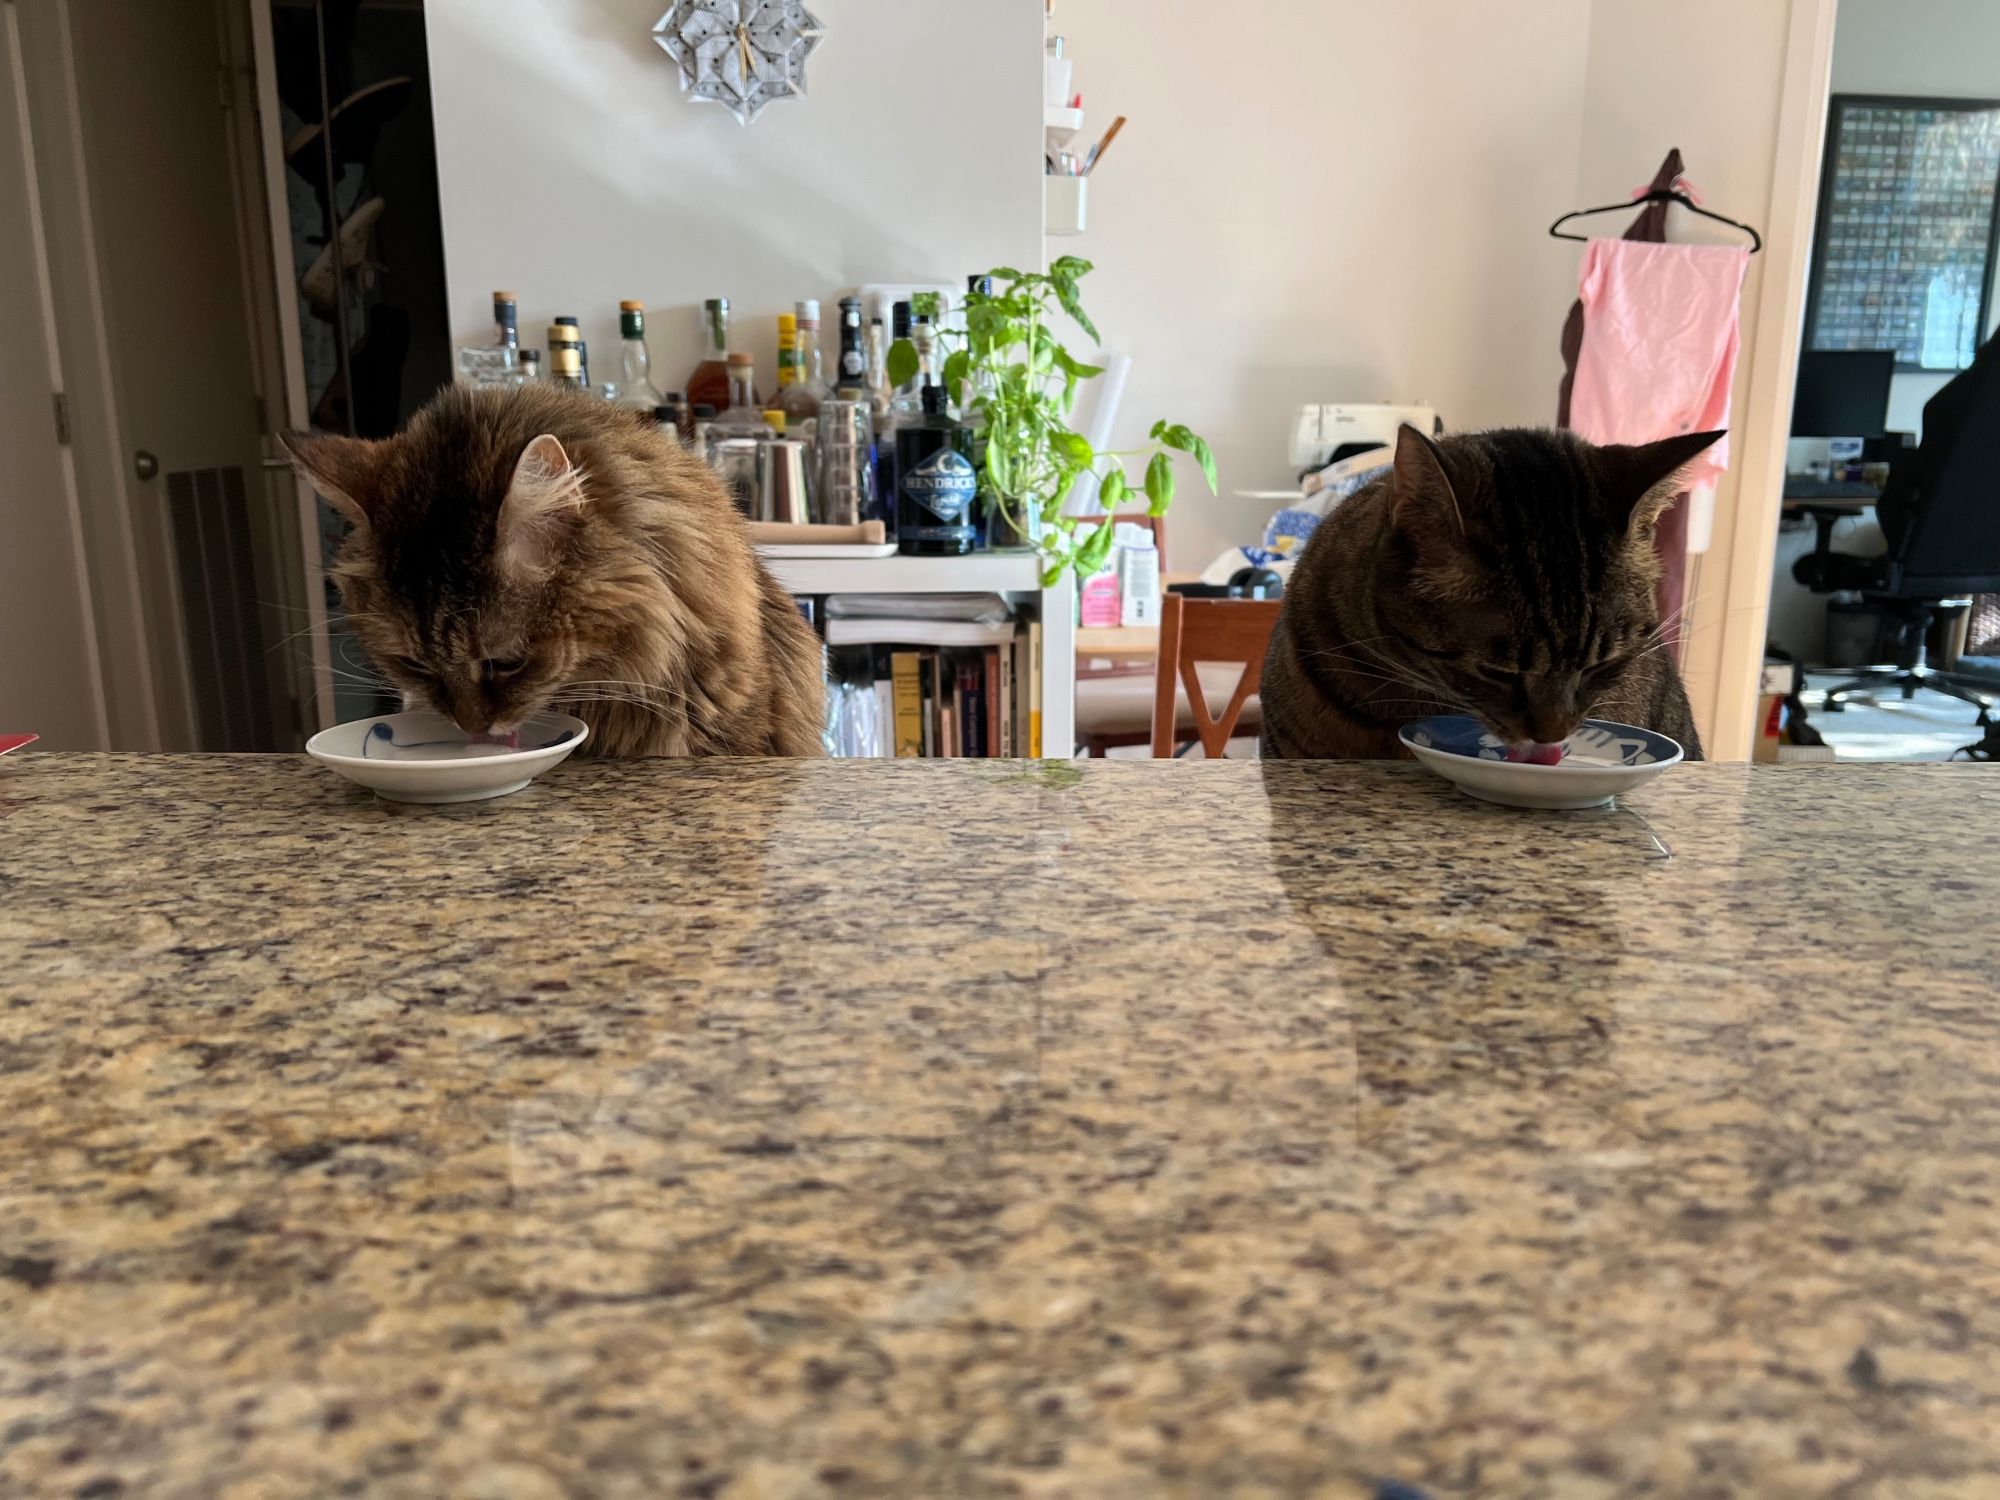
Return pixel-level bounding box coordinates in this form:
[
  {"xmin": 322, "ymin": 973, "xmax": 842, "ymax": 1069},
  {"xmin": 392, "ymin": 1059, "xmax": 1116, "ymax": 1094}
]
[{"xmin": 447, "ymin": 684, "xmax": 492, "ymax": 734}]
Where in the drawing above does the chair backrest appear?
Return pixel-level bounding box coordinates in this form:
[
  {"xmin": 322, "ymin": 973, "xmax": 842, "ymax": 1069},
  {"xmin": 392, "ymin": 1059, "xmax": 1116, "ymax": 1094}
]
[
  {"xmin": 1887, "ymin": 345, "xmax": 2000, "ymax": 597},
  {"xmin": 1151, "ymin": 594, "xmax": 1282, "ymax": 758}
]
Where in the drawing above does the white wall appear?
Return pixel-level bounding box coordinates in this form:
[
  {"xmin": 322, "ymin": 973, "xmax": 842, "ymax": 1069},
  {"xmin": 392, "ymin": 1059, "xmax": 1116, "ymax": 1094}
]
[
  {"xmin": 426, "ymin": 0, "xmax": 1043, "ymax": 399},
  {"xmin": 1046, "ymin": 0, "xmax": 1593, "ymax": 573},
  {"xmin": 1570, "ymin": 0, "xmax": 1802, "ymax": 753}
]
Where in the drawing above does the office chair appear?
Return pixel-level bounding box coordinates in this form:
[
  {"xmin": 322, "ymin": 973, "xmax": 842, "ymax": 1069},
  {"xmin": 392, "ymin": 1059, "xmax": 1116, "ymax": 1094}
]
[{"xmin": 1793, "ymin": 335, "xmax": 2000, "ymax": 712}]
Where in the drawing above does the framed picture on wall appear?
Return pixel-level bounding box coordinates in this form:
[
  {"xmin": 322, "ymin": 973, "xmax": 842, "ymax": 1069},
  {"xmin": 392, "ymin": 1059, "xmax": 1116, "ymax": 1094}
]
[{"xmin": 1803, "ymin": 94, "xmax": 2000, "ymax": 373}]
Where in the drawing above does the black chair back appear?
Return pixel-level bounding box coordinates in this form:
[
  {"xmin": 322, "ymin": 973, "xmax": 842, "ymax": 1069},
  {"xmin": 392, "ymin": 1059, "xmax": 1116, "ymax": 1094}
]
[{"xmin": 1885, "ymin": 347, "xmax": 2000, "ymax": 598}]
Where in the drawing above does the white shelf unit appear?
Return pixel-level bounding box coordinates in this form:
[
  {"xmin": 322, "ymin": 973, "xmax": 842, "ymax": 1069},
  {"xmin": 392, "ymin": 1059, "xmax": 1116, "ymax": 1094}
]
[{"xmin": 759, "ymin": 550, "xmax": 1076, "ymax": 757}]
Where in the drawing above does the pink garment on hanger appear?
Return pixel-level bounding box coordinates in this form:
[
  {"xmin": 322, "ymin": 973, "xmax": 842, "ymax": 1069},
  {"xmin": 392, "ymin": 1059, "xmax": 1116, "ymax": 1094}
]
[{"xmin": 1568, "ymin": 238, "xmax": 1750, "ymax": 488}]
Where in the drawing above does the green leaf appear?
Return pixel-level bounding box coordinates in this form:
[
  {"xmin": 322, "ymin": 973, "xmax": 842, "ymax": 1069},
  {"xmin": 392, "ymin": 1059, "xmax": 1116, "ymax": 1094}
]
[
  {"xmin": 987, "ymin": 266, "xmax": 1024, "ymax": 282},
  {"xmin": 986, "ymin": 437, "xmax": 1014, "ymax": 493},
  {"xmin": 1098, "ymin": 466, "xmax": 1130, "ymax": 511},
  {"xmin": 886, "ymin": 338, "xmax": 919, "ymax": 390},
  {"xmin": 1144, "ymin": 451, "xmax": 1176, "ymax": 516},
  {"xmin": 1051, "ymin": 279, "xmax": 1099, "ymax": 344},
  {"xmin": 1048, "ymin": 254, "xmax": 1095, "ymax": 281},
  {"xmin": 1052, "ymin": 430, "xmax": 1093, "ymax": 466},
  {"xmin": 910, "ymin": 291, "xmax": 942, "ymax": 321},
  {"xmin": 940, "ymin": 349, "xmax": 970, "ymax": 395},
  {"xmin": 1077, "ymin": 517, "xmax": 1118, "ymax": 574},
  {"xmin": 1149, "ymin": 419, "xmax": 1167, "ymax": 441},
  {"xmin": 1049, "ymin": 346, "xmax": 1104, "ymax": 380},
  {"xmin": 1193, "ymin": 436, "xmax": 1218, "ymax": 493}
]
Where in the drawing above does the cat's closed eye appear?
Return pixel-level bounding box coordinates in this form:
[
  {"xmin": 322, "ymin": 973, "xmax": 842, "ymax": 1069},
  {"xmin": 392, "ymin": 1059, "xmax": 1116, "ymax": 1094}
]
[{"xmin": 483, "ymin": 656, "xmax": 527, "ymax": 678}]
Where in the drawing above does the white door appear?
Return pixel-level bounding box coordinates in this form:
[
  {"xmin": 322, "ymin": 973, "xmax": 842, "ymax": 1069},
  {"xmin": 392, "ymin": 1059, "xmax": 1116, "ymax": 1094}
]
[
  {"xmin": 14, "ymin": 0, "xmax": 314, "ymax": 751},
  {"xmin": 0, "ymin": 7, "xmax": 106, "ymax": 750}
]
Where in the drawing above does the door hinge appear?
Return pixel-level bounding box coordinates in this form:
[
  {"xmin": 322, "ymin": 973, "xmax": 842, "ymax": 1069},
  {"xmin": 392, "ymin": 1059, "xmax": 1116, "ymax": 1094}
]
[{"xmin": 52, "ymin": 392, "xmax": 70, "ymax": 446}]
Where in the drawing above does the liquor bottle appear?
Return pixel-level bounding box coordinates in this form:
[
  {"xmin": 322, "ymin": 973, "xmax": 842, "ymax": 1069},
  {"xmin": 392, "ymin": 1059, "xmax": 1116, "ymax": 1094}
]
[
  {"xmin": 776, "ymin": 299, "xmax": 830, "ymax": 441},
  {"xmin": 863, "ymin": 316, "xmax": 891, "ymax": 419},
  {"xmin": 517, "ymin": 347, "xmax": 543, "ymax": 384},
  {"xmin": 762, "ymin": 409, "xmax": 787, "ymax": 437},
  {"xmin": 653, "ymin": 392, "xmax": 689, "ymax": 442},
  {"xmin": 554, "ymin": 316, "xmax": 588, "ymax": 387},
  {"xmin": 776, "ymin": 312, "xmax": 799, "ymax": 393},
  {"xmin": 613, "ymin": 300, "xmax": 665, "ymax": 411},
  {"xmin": 896, "ymin": 383, "xmax": 978, "ymax": 557},
  {"xmin": 832, "ymin": 296, "xmax": 868, "ymax": 396},
  {"xmin": 687, "ymin": 298, "xmax": 742, "ymax": 415},
  {"xmin": 548, "ymin": 325, "xmax": 588, "ymax": 390},
  {"xmin": 708, "ymin": 354, "xmax": 774, "ymax": 444},
  {"xmin": 457, "ymin": 290, "xmax": 521, "ymax": 386}
]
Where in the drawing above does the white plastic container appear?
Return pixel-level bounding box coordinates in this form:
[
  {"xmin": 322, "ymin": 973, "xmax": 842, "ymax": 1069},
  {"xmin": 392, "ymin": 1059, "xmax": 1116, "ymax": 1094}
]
[
  {"xmin": 1115, "ymin": 522, "xmax": 1161, "ymax": 626},
  {"xmin": 1046, "ymin": 176, "xmax": 1088, "ymax": 236}
]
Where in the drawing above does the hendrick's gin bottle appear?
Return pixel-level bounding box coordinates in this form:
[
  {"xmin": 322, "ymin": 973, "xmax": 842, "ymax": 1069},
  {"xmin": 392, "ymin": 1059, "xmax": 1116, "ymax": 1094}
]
[{"xmin": 895, "ymin": 383, "xmax": 978, "ymax": 556}]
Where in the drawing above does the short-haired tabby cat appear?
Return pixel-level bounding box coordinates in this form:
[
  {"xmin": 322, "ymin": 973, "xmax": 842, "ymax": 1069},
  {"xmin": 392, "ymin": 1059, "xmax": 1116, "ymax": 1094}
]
[
  {"xmin": 1260, "ymin": 424, "xmax": 1720, "ymax": 761},
  {"xmin": 284, "ymin": 383, "xmax": 824, "ymax": 757}
]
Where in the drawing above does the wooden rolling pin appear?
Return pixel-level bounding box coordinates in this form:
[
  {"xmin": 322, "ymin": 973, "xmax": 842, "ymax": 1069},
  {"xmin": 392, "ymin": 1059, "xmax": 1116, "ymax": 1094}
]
[{"xmin": 746, "ymin": 520, "xmax": 887, "ymax": 545}]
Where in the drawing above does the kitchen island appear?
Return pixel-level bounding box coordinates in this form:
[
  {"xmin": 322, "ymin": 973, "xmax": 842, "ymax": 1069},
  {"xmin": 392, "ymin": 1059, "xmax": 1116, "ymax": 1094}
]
[{"xmin": 4, "ymin": 755, "xmax": 1999, "ymax": 1497}]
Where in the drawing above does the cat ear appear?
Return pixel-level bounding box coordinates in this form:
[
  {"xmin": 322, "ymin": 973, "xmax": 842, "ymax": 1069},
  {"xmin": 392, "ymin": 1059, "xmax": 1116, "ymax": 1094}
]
[
  {"xmin": 1389, "ymin": 424, "xmax": 1465, "ymax": 539},
  {"xmin": 1597, "ymin": 429, "xmax": 1726, "ymax": 534},
  {"xmin": 495, "ymin": 433, "xmax": 586, "ymax": 578},
  {"xmin": 1388, "ymin": 423, "xmax": 1469, "ymax": 542},
  {"xmin": 279, "ymin": 431, "xmax": 381, "ymax": 528},
  {"xmin": 1389, "ymin": 425, "xmax": 1482, "ymax": 599}
]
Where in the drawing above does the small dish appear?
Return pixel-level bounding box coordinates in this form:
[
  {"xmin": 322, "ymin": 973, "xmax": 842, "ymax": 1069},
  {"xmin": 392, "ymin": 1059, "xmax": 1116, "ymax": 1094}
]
[
  {"xmin": 1400, "ymin": 715, "xmax": 1683, "ymax": 810},
  {"xmin": 307, "ymin": 710, "xmax": 588, "ymax": 804}
]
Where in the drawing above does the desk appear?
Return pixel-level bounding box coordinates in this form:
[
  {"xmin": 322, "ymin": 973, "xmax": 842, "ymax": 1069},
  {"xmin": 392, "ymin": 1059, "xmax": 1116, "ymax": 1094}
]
[{"xmin": 8, "ymin": 755, "xmax": 2000, "ymax": 1493}]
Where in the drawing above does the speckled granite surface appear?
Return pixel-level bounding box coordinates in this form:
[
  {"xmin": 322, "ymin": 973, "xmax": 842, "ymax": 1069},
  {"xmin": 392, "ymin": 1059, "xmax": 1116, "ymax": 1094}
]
[{"xmin": 3, "ymin": 755, "xmax": 2000, "ymax": 1498}]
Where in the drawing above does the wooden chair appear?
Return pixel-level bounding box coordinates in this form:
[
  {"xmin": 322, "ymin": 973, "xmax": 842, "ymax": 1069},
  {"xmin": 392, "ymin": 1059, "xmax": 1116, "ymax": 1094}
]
[
  {"xmin": 1150, "ymin": 594, "xmax": 1282, "ymax": 758},
  {"xmin": 1074, "ymin": 513, "xmax": 1170, "ymax": 757}
]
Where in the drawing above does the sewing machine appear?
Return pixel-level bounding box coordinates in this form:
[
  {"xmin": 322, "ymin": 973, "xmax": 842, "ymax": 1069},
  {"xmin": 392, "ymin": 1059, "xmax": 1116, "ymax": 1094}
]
[{"xmin": 1287, "ymin": 402, "xmax": 1441, "ymax": 474}]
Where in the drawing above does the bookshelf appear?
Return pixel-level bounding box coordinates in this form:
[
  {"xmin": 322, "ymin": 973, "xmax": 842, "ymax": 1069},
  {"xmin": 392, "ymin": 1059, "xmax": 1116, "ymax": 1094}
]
[{"xmin": 758, "ymin": 549, "xmax": 1075, "ymax": 756}]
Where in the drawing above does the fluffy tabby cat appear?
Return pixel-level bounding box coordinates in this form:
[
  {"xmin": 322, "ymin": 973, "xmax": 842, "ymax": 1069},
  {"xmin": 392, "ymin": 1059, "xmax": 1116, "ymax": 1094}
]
[
  {"xmin": 284, "ymin": 383, "xmax": 824, "ymax": 756},
  {"xmin": 1260, "ymin": 424, "xmax": 1719, "ymax": 760}
]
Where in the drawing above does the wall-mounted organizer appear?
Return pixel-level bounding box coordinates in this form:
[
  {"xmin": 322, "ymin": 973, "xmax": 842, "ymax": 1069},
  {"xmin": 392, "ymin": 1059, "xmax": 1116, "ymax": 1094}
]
[{"xmin": 1046, "ymin": 174, "xmax": 1087, "ymax": 236}]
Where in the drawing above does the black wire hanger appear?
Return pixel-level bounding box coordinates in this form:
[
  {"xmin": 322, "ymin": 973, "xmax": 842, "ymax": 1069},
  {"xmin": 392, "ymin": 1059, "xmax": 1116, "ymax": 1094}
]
[{"xmin": 1550, "ymin": 187, "xmax": 1762, "ymax": 253}]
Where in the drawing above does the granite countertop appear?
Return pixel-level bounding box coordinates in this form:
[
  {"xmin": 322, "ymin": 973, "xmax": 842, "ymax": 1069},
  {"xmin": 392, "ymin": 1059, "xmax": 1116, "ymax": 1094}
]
[{"xmin": 4, "ymin": 754, "xmax": 2000, "ymax": 1498}]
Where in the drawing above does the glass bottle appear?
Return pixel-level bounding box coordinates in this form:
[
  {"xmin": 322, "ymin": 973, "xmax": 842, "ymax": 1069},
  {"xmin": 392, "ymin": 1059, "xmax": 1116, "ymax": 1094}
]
[
  {"xmin": 896, "ymin": 383, "xmax": 978, "ymax": 556},
  {"xmin": 457, "ymin": 290, "xmax": 520, "ymax": 386},
  {"xmin": 776, "ymin": 312, "xmax": 799, "ymax": 394},
  {"xmin": 863, "ymin": 316, "xmax": 892, "ymax": 420},
  {"xmin": 832, "ymin": 296, "xmax": 868, "ymax": 397},
  {"xmin": 613, "ymin": 300, "xmax": 665, "ymax": 411},
  {"xmin": 777, "ymin": 299, "xmax": 830, "ymax": 441},
  {"xmin": 517, "ymin": 346, "xmax": 543, "ymax": 384},
  {"xmin": 708, "ymin": 354, "xmax": 774, "ymax": 443},
  {"xmin": 554, "ymin": 316, "xmax": 588, "ymax": 387},
  {"xmin": 548, "ymin": 326, "xmax": 588, "ymax": 391},
  {"xmin": 687, "ymin": 298, "xmax": 742, "ymax": 415}
]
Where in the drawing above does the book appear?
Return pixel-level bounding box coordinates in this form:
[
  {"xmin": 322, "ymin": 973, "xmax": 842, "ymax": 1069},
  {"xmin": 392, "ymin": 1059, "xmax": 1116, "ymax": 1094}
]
[
  {"xmin": 958, "ymin": 656, "xmax": 983, "ymax": 759},
  {"xmin": 919, "ymin": 654, "xmax": 936, "ymax": 758},
  {"xmin": 891, "ymin": 651, "xmax": 924, "ymax": 759},
  {"xmin": 996, "ymin": 639, "xmax": 1015, "ymax": 756},
  {"xmin": 1026, "ymin": 618, "xmax": 1043, "ymax": 757},
  {"xmin": 983, "ymin": 647, "xmax": 1002, "ymax": 757},
  {"xmin": 824, "ymin": 618, "xmax": 1020, "ymax": 649}
]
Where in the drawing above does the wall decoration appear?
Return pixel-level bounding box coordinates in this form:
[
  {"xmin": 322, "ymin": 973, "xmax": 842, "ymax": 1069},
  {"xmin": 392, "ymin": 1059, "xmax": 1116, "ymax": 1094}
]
[
  {"xmin": 1805, "ymin": 95, "xmax": 2000, "ymax": 372},
  {"xmin": 652, "ymin": 1, "xmax": 824, "ymax": 127}
]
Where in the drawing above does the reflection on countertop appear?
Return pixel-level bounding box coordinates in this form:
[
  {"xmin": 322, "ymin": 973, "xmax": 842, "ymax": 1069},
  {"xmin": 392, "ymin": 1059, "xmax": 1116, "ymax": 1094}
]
[{"xmin": 4, "ymin": 754, "xmax": 2000, "ymax": 1496}]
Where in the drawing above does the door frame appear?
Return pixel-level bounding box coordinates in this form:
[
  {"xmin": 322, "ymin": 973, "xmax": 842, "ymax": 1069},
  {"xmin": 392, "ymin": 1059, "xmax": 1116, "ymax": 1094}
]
[
  {"xmin": 1707, "ymin": 0, "xmax": 1839, "ymax": 759},
  {"xmin": 2, "ymin": 0, "xmax": 111, "ymax": 748},
  {"xmin": 230, "ymin": 0, "xmax": 334, "ymax": 738},
  {"xmin": 14, "ymin": 0, "xmax": 329, "ymax": 751}
]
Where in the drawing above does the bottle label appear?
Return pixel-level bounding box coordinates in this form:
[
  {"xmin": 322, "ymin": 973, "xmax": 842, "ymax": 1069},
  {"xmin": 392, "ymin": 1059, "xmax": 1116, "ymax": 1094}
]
[
  {"xmin": 902, "ymin": 449, "xmax": 977, "ymax": 523},
  {"xmin": 841, "ymin": 349, "xmax": 865, "ymax": 378}
]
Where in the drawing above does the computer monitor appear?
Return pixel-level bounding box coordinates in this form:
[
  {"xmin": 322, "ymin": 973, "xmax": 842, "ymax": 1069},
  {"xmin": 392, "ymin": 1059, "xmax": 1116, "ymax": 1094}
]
[{"xmin": 1792, "ymin": 349, "xmax": 1894, "ymax": 437}]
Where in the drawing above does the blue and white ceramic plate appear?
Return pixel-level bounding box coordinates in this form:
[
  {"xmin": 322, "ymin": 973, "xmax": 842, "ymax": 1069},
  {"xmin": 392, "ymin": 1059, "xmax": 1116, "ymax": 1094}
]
[
  {"xmin": 307, "ymin": 710, "xmax": 588, "ymax": 804},
  {"xmin": 1400, "ymin": 716, "xmax": 1684, "ymax": 810}
]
